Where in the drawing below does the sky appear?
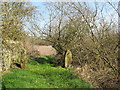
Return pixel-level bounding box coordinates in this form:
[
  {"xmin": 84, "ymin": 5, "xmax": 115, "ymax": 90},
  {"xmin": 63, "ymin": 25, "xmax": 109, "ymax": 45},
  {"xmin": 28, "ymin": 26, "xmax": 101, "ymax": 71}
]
[
  {"xmin": 26, "ymin": 1, "xmax": 119, "ymax": 36},
  {"xmin": 31, "ymin": 1, "xmax": 118, "ymax": 22}
]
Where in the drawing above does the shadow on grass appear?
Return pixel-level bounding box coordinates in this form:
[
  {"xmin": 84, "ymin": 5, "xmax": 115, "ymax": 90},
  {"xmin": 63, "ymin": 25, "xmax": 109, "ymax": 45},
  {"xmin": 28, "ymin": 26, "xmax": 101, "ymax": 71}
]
[{"xmin": 30, "ymin": 56, "xmax": 58, "ymax": 66}]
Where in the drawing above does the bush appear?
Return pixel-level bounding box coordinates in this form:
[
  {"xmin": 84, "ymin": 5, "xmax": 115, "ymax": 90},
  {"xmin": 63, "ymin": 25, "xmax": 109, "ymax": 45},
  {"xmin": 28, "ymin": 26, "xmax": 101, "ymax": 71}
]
[{"xmin": 73, "ymin": 64, "xmax": 119, "ymax": 88}]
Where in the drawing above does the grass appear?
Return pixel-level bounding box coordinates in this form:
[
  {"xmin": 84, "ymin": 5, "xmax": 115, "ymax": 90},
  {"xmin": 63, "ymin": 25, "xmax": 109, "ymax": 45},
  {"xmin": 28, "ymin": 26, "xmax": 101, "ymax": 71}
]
[
  {"xmin": 2, "ymin": 56, "xmax": 92, "ymax": 88},
  {"xmin": 31, "ymin": 56, "xmax": 58, "ymax": 66}
]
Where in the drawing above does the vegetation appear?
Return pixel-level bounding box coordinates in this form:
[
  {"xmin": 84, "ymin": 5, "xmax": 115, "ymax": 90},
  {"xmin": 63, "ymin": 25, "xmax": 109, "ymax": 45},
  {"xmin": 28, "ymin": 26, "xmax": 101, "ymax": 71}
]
[
  {"xmin": 35, "ymin": 2, "xmax": 119, "ymax": 88},
  {"xmin": 2, "ymin": 57, "xmax": 91, "ymax": 88},
  {"xmin": 1, "ymin": 2, "xmax": 36, "ymax": 70},
  {"xmin": 41, "ymin": 3, "xmax": 118, "ymax": 73},
  {"xmin": 30, "ymin": 56, "xmax": 58, "ymax": 66},
  {"xmin": 1, "ymin": 1, "xmax": 119, "ymax": 89}
]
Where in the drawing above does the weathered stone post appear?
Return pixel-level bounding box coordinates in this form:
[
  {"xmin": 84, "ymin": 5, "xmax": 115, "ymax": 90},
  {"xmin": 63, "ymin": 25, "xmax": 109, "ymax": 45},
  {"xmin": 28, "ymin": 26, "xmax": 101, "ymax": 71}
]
[
  {"xmin": 0, "ymin": 31, "xmax": 2, "ymax": 90},
  {"xmin": 65, "ymin": 50, "xmax": 72, "ymax": 68},
  {"xmin": 0, "ymin": 31, "xmax": 2, "ymax": 73}
]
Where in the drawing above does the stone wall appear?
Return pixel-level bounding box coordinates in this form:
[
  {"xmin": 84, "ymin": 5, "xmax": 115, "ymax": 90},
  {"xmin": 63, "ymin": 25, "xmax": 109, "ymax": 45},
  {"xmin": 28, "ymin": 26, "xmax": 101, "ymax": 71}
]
[{"xmin": 2, "ymin": 40, "xmax": 27, "ymax": 71}]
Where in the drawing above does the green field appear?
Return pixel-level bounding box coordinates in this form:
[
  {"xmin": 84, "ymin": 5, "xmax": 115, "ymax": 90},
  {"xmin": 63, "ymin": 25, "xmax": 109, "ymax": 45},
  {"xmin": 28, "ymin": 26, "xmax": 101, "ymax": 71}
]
[{"xmin": 2, "ymin": 56, "xmax": 91, "ymax": 88}]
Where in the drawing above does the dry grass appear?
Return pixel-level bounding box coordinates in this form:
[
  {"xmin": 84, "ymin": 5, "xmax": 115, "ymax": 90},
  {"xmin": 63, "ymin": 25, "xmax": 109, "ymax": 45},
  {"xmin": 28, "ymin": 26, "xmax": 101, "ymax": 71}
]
[{"xmin": 73, "ymin": 64, "xmax": 119, "ymax": 88}]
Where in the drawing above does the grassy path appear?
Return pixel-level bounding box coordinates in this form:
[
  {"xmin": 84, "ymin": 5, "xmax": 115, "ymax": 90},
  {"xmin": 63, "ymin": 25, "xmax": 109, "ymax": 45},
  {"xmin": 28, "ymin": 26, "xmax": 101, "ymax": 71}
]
[{"xmin": 2, "ymin": 57, "xmax": 91, "ymax": 88}]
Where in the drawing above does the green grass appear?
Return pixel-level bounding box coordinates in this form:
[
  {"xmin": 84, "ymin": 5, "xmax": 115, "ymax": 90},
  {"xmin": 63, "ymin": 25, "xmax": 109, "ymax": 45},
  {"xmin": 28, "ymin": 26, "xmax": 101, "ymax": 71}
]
[
  {"xmin": 31, "ymin": 56, "xmax": 58, "ymax": 66},
  {"xmin": 2, "ymin": 57, "xmax": 92, "ymax": 88}
]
